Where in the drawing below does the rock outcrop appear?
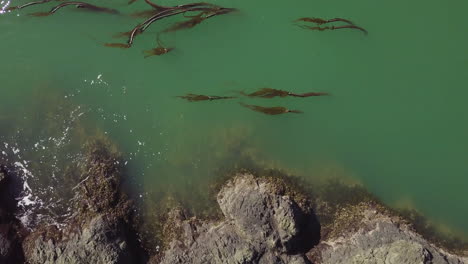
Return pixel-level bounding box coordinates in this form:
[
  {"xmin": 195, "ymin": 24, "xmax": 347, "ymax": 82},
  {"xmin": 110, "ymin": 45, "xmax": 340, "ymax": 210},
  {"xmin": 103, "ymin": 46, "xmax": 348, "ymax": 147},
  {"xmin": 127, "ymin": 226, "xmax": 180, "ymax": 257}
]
[
  {"xmin": 159, "ymin": 174, "xmax": 468, "ymax": 264},
  {"xmin": 22, "ymin": 140, "xmax": 146, "ymax": 264},
  {"xmin": 307, "ymin": 203, "xmax": 468, "ymax": 264},
  {"xmin": 159, "ymin": 174, "xmax": 320, "ymax": 264},
  {"xmin": 3, "ymin": 152, "xmax": 468, "ymax": 264}
]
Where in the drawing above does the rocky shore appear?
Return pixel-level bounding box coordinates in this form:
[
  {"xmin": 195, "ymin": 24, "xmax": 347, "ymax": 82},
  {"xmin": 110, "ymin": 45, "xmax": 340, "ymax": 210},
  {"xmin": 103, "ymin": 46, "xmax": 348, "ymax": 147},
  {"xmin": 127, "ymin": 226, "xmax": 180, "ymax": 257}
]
[{"xmin": 1, "ymin": 141, "xmax": 467, "ymax": 264}]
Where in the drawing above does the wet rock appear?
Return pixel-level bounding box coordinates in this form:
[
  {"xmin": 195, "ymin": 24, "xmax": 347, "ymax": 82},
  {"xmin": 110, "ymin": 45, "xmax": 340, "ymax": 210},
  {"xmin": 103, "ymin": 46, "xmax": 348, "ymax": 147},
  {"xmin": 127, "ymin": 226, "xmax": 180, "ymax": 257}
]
[
  {"xmin": 24, "ymin": 215, "xmax": 134, "ymax": 264},
  {"xmin": 22, "ymin": 140, "xmax": 146, "ymax": 264},
  {"xmin": 307, "ymin": 204, "xmax": 468, "ymax": 264},
  {"xmin": 218, "ymin": 175, "xmax": 310, "ymax": 254},
  {"xmin": 160, "ymin": 174, "xmax": 319, "ymax": 264}
]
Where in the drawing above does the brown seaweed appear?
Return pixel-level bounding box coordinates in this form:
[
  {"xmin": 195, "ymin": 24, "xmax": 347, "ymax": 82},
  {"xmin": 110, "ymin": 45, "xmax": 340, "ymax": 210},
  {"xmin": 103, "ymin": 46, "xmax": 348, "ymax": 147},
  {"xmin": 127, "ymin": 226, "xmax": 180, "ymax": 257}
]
[
  {"xmin": 112, "ymin": 31, "xmax": 132, "ymax": 38},
  {"xmin": 289, "ymin": 91, "xmax": 329, "ymax": 97},
  {"xmin": 241, "ymin": 88, "xmax": 329, "ymax": 98},
  {"xmin": 29, "ymin": 11, "xmax": 51, "ymax": 16},
  {"xmin": 29, "ymin": 1, "xmax": 119, "ymax": 16},
  {"xmin": 299, "ymin": 25, "xmax": 367, "ymax": 35},
  {"xmin": 295, "ymin": 17, "xmax": 354, "ymax": 25},
  {"xmin": 241, "ymin": 88, "xmax": 289, "ymax": 98},
  {"xmin": 163, "ymin": 7, "xmax": 236, "ymax": 33},
  {"xmin": 141, "ymin": 6, "xmax": 235, "ymax": 33},
  {"xmin": 143, "ymin": 44, "xmax": 174, "ymax": 58},
  {"xmin": 143, "ymin": 0, "xmax": 216, "ymax": 12},
  {"xmin": 112, "ymin": 4, "xmax": 235, "ymax": 49},
  {"xmin": 177, "ymin": 94, "xmax": 236, "ymax": 102},
  {"xmin": 162, "ymin": 12, "xmax": 206, "ymax": 33},
  {"xmin": 6, "ymin": 0, "xmax": 53, "ymax": 11},
  {"xmin": 239, "ymin": 103, "xmax": 302, "ymax": 115},
  {"xmin": 103, "ymin": 43, "xmax": 130, "ymax": 48},
  {"xmin": 130, "ymin": 9, "xmax": 160, "ymax": 18}
]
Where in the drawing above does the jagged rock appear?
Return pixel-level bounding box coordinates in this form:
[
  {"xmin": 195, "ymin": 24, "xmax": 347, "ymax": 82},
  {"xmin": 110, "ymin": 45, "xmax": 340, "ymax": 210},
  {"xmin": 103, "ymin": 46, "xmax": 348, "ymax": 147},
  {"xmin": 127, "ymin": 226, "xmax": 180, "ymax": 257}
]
[
  {"xmin": 307, "ymin": 205, "xmax": 468, "ymax": 264},
  {"xmin": 160, "ymin": 174, "xmax": 319, "ymax": 264},
  {"xmin": 24, "ymin": 215, "xmax": 134, "ymax": 264}
]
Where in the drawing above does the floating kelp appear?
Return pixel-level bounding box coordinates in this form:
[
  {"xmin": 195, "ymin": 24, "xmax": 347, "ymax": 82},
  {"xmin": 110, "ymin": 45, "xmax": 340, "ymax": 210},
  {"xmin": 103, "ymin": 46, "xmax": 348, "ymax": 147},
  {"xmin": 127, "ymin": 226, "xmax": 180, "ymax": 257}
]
[
  {"xmin": 143, "ymin": 35, "xmax": 173, "ymax": 58},
  {"xmin": 107, "ymin": 4, "xmax": 235, "ymax": 50},
  {"xmin": 239, "ymin": 103, "xmax": 302, "ymax": 115},
  {"xmin": 299, "ymin": 24, "xmax": 368, "ymax": 35},
  {"xmin": 140, "ymin": 6, "xmax": 235, "ymax": 33},
  {"xmin": 162, "ymin": 7, "xmax": 236, "ymax": 33},
  {"xmin": 130, "ymin": 9, "xmax": 160, "ymax": 18},
  {"xmin": 241, "ymin": 88, "xmax": 289, "ymax": 98},
  {"xmin": 295, "ymin": 16, "xmax": 367, "ymax": 35},
  {"xmin": 29, "ymin": 1, "xmax": 119, "ymax": 16},
  {"xmin": 240, "ymin": 88, "xmax": 329, "ymax": 98},
  {"xmin": 6, "ymin": 0, "xmax": 53, "ymax": 11},
  {"xmin": 104, "ymin": 43, "xmax": 130, "ymax": 49},
  {"xmin": 106, "ymin": 8, "xmax": 192, "ymax": 48},
  {"xmin": 162, "ymin": 12, "xmax": 207, "ymax": 33},
  {"xmin": 177, "ymin": 94, "xmax": 236, "ymax": 102},
  {"xmin": 130, "ymin": 1, "xmax": 216, "ymax": 18},
  {"xmin": 143, "ymin": 46, "xmax": 173, "ymax": 57},
  {"xmin": 143, "ymin": 0, "xmax": 217, "ymax": 12},
  {"xmin": 295, "ymin": 17, "xmax": 354, "ymax": 26},
  {"xmin": 291, "ymin": 91, "xmax": 329, "ymax": 97}
]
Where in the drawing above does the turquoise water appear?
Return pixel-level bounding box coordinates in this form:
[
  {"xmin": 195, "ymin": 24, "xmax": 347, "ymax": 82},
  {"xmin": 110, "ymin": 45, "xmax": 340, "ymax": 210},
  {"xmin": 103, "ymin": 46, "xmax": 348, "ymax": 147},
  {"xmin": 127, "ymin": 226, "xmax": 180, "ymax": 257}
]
[{"xmin": 1, "ymin": 0, "xmax": 467, "ymax": 235}]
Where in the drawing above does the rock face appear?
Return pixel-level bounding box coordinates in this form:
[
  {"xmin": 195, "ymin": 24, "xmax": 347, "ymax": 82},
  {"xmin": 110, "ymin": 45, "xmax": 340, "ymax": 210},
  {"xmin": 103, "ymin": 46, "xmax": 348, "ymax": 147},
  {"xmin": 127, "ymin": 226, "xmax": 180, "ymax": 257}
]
[
  {"xmin": 307, "ymin": 204, "xmax": 468, "ymax": 264},
  {"xmin": 160, "ymin": 174, "xmax": 320, "ymax": 264}
]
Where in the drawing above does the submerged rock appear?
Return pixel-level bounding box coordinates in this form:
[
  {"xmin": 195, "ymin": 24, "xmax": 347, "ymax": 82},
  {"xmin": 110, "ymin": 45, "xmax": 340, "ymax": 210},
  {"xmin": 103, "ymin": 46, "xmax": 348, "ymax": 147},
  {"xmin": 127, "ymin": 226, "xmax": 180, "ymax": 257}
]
[
  {"xmin": 159, "ymin": 174, "xmax": 320, "ymax": 264},
  {"xmin": 307, "ymin": 203, "xmax": 468, "ymax": 264}
]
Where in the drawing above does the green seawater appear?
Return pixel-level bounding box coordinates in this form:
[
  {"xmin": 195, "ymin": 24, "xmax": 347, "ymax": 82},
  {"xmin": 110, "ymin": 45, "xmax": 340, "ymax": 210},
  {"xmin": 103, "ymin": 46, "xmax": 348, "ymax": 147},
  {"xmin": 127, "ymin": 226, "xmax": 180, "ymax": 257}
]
[{"xmin": 1, "ymin": 0, "xmax": 467, "ymax": 236}]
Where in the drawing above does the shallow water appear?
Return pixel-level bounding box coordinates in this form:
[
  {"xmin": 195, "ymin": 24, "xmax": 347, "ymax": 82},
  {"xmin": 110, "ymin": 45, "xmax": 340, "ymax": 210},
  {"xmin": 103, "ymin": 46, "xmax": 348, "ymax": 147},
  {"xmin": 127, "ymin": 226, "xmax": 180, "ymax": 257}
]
[{"xmin": 1, "ymin": 0, "xmax": 467, "ymax": 236}]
